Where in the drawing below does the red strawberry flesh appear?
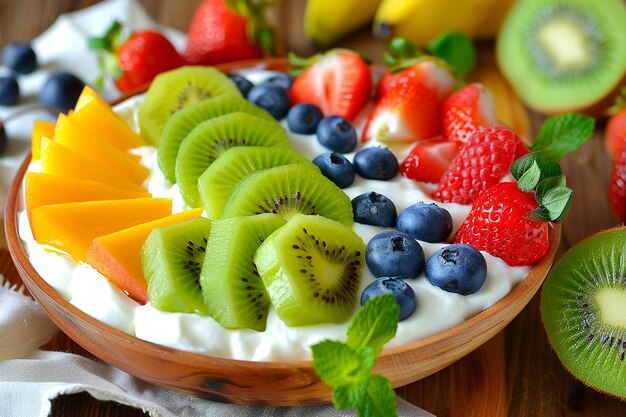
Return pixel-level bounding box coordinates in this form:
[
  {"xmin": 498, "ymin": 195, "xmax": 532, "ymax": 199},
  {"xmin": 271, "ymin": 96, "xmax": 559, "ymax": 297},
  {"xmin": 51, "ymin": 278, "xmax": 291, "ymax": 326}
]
[
  {"xmin": 443, "ymin": 83, "xmax": 497, "ymax": 145},
  {"xmin": 400, "ymin": 138, "xmax": 459, "ymax": 183}
]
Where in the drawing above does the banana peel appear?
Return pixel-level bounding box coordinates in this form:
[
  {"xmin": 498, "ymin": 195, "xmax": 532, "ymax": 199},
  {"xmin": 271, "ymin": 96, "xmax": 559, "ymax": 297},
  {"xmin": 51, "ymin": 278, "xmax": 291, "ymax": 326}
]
[
  {"xmin": 374, "ymin": 0, "xmax": 516, "ymax": 46},
  {"xmin": 469, "ymin": 49, "xmax": 531, "ymax": 144},
  {"xmin": 305, "ymin": 0, "xmax": 383, "ymax": 46}
]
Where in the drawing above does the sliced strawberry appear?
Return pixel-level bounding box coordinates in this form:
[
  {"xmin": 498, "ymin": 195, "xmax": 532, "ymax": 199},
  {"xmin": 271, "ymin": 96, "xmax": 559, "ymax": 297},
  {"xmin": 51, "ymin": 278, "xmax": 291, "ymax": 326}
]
[
  {"xmin": 443, "ymin": 83, "xmax": 497, "ymax": 146},
  {"xmin": 376, "ymin": 59, "xmax": 456, "ymax": 102},
  {"xmin": 362, "ymin": 81, "xmax": 441, "ymax": 143},
  {"xmin": 610, "ymin": 141, "xmax": 626, "ymax": 222},
  {"xmin": 290, "ymin": 51, "xmax": 371, "ymax": 121},
  {"xmin": 433, "ymin": 125, "xmax": 520, "ymax": 205},
  {"xmin": 400, "ymin": 138, "xmax": 459, "ymax": 183}
]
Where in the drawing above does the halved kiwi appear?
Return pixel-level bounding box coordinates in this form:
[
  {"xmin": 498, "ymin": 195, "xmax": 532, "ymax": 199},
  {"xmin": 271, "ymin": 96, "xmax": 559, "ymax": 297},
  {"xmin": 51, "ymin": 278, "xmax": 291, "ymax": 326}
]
[
  {"xmin": 497, "ymin": 0, "xmax": 626, "ymax": 114},
  {"xmin": 158, "ymin": 95, "xmax": 275, "ymax": 182},
  {"xmin": 175, "ymin": 114, "xmax": 290, "ymax": 208},
  {"xmin": 141, "ymin": 217, "xmax": 212, "ymax": 315},
  {"xmin": 542, "ymin": 227, "xmax": 626, "ymax": 398},
  {"xmin": 221, "ymin": 164, "xmax": 354, "ymax": 226},
  {"xmin": 200, "ymin": 214, "xmax": 286, "ymax": 331},
  {"xmin": 138, "ymin": 66, "xmax": 241, "ymax": 145},
  {"xmin": 254, "ymin": 214, "xmax": 365, "ymax": 327},
  {"xmin": 199, "ymin": 147, "xmax": 311, "ymax": 219}
]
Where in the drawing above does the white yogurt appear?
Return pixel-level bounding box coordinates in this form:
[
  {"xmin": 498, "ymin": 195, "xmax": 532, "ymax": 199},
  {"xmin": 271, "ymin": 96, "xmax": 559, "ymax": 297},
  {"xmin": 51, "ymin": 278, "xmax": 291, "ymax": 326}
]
[{"xmin": 17, "ymin": 72, "xmax": 530, "ymax": 361}]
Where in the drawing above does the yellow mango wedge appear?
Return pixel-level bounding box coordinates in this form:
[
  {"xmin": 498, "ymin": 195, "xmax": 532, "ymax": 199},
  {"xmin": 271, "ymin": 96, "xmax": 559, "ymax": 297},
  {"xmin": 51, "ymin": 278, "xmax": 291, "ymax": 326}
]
[
  {"xmin": 31, "ymin": 198, "xmax": 172, "ymax": 261},
  {"xmin": 86, "ymin": 208, "xmax": 203, "ymax": 304},
  {"xmin": 30, "ymin": 120, "xmax": 56, "ymax": 161}
]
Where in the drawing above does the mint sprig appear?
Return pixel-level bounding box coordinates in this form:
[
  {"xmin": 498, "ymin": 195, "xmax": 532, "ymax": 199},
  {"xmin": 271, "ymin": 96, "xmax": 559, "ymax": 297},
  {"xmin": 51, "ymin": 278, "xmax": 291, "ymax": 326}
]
[
  {"xmin": 312, "ymin": 293, "xmax": 399, "ymax": 417},
  {"xmin": 511, "ymin": 113, "xmax": 594, "ymax": 223}
]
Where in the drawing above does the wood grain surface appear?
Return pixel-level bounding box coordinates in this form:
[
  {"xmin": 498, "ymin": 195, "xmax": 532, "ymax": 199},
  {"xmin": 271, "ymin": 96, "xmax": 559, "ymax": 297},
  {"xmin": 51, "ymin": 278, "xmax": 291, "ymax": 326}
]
[{"xmin": 1, "ymin": 0, "xmax": 625, "ymax": 416}]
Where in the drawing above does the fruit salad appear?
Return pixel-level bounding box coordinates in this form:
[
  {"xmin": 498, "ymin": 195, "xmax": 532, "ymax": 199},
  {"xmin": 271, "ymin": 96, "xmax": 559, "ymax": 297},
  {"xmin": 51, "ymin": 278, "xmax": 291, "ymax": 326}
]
[{"xmin": 17, "ymin": 54, "xmax": 555, "ymax": 361}]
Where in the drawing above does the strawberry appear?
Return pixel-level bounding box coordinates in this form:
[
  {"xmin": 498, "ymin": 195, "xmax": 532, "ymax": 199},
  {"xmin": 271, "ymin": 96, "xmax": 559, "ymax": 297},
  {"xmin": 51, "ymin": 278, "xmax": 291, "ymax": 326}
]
[
  {"xmin": 362, "ymin": 81, "xmax": 441, "ymax": 143},
  {"xmin": 606, "ymin": 106, "xmax": 626, "ymax": 158},
  {"xmin": 290, "ymin": 50, "xmax": 371, "ymax": 121},
  {"xmin": 89, "ymin": 22, "xmax": 184, "ymax": 93},
  {"xmin": 610, "ymin": 142, "xmax": 626, "ymax": 222},
  {"xmin": 433, "ymin": 125, "xmax": 522, "ymax": 204},
  {"xmin": 184, "ymin": 0, "xmax": 275, "ymax": 65},
  {"xmin": 452, "ymin": 182, "xmax": 549, "ymax": 266},
  {"xmin": 442, "ymin": 83, "xmax": 497, "ymax": 146},
  {"xmin": 376, "ymin": 59, "xmax": 456, "ymax": 101},
  {"xmin": 400, "ymin": 138, "xmax": 459, "ymax": 183}
]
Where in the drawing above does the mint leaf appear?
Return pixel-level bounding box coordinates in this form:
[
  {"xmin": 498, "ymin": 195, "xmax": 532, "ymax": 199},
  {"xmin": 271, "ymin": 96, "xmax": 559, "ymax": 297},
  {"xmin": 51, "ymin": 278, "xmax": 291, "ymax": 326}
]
[
  {"xmin": 347, "ymin": 293, "xmax": 399, "ymax": 355},
  {"xmin": 360, "ymin": 374, "xmax": 398, "ymax": 417},
  {"xmin": 511, "ymin": 152, "xmax": 540, "ymax": 181},
  {"xmin": 312, "ymin": 340, "xmax": 368, "ymax": 387},
  {"xmin": 531, "ymin": 113, "xmax": 595, "ymax": 161},
  {"xmin": 427, "ymin": 32, "xmax": 476, "ymax": 77},
  {"xmin": 536, "ymin": 175, "xmax": 566, "ymax": 202},
  {"xmin": 541, "ymin": 186, "xmax": 573, "ymax": 221},
  {"xmin": 333, "ymin": 383, "xmax": 366, "ymax": 409},
  {"xmin": 527, "ymin": 206, "xmax": 552, "ymax": 222},
  {"xmin": 517, "ymin": 160, "xmax": 541, "ymax": 192},
  {"xmin": 538, "ymin": 161, "xmax": 562, "ymax": 182}
]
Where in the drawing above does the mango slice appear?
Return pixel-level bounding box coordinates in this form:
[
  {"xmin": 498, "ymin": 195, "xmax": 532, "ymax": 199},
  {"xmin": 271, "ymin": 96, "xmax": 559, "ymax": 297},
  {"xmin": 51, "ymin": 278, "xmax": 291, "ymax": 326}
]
[
  {"xmin": 86, "ymin": 208, "xmax": 203, "ymax": 304},
  {"xmin": 31, "ymin": 120, "xmax": 56, "ymax": 161},
  {"xmin": 31, "ymin": 198, "xmax": 172, "ymax": 261}
]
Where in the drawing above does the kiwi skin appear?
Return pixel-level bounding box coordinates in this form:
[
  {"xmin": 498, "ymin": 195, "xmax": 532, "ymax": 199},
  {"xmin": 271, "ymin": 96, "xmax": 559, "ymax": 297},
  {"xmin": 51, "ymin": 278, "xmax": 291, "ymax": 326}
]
[{"xmin": 541, "ymin": 226, "xmax": 626, "ymax": 399}]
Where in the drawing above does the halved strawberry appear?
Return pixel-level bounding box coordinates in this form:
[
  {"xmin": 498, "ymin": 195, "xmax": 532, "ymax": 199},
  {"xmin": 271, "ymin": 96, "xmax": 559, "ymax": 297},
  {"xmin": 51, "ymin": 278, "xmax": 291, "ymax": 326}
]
[
  {"xmin": 443, "ymin": 83, "xmax": 497, "ymax": 145},
  {"xmin": 290, "ymin": 51, "xmax": 371, "ymax": 121},
  {"xmin": 400, "ymin": 138, "xmax": 459, "ymax": 183},
  {"xmin": 376, "ymin": 59, "xmax": 456, "ymax": 102},
  {"xmin": 606, "ymin": 107, "xmax": 626, "ymax": 158},
  {"xmin": 362, "ymin": 81, "xmax": 441, "ymax": 143},
  {"xmin": 610, "ymin": 141, "xmax": 626, "ymax": 222}
]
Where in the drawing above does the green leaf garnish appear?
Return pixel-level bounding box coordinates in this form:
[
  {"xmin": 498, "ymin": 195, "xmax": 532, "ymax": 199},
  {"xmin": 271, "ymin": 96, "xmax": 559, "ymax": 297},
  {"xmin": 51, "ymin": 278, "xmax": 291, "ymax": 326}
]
[
  {"xmin": 535, "ymin": 175, "xmax": 566, "ymax": 202},
  {"xmin": 539, "ymin": 186, "xmax": 573, "ymax": 222},
  {"xmin": 530, "ymin": 113, "xmax": 595, "ymax": 161},
  {"xmin": 517, "ymin": 161, "xmax": 541, "ymax": 193},
  {"xmin": 426, "ymin": 32, "xmax": 476, "ymax": 78},
  {"xmin": 312, "ymin": 293, "xmax": 399, "ymax": 417}
]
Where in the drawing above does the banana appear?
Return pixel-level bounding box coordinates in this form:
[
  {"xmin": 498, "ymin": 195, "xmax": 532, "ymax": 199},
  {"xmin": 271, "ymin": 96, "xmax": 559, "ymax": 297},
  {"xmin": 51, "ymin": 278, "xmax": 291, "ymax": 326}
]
[
  {"xmin": 373, "ymin": 0, "xmax": 516, "ymax": 46},
  {"xmin": 305, "ymin": 0, "xmax": 383, "ymax": 46}
]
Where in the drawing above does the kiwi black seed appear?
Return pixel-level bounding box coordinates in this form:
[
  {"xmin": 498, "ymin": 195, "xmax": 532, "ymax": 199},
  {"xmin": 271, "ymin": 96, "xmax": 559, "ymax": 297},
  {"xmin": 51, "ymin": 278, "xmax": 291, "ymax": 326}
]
[
  {"xmin": 542, "ymin": 227, "xmax": 626, "ymax": 398},
  {"xmin": 254, "ymin": 214, "xmax": 365, "ymax": 326},
  {"xmin": 141, "ymin": 217, "xmax": 212, "ymax": 315},
  {"xmin": 221, "ymin": 164, "xmax": 354, "ymax": 226}
]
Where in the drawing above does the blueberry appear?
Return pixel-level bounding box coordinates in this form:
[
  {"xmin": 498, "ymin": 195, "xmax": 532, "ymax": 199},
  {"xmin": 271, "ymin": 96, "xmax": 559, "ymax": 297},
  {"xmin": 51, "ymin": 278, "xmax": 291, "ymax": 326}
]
[
  {"xmin": 3, "ymin": 43, "xmax": 37, "ymax": 74},
  {"xmin": 0, "ymin": 76, "xmax": 19, "ymax": 106},
  {"xmin": 353, "ymin": 147, "xmax": 398, "ymax": 180},
  {"xmin": 397, "ymin": 203, "xmax": 453, "ymax": 243},
  {"xmin": 0, "ymin": 122, "xmax": 6, "ymax": 154},
  {"xmin": 316, "ymin": 116, "xmax": 357, "ymax": 153},
  {"xmin": 361, "ymin": 277, "xmax": 417, "ymax": 321},
  {"xmin": 351, "ymin": 191, "xmax": 397, "ymax": 227},
  {"xmin": 287, "ymin": 103, "xmax": 323, "ymax": 134},
  {"xmin": 247, "ymin": 85, "xmax": 290, "ymax": 120},
  {"xmin": 312, "ymin": 152, "xmax": 355, "ymax": 188},
  {"xmin": 425, "ymin": 244, "xmax": 487, "ymax": 295},
  {"xmin": 259, "ymin": 72, "xmax": 293, "ymax": 90},
  {"xmin": 40, "ymin": 72, "xmax": 85, "ymax": 113},
  {"xmin": 366, "ymin": 231, "xmax": 425, "ymax": 279},
  {"xmin": 228, "ymin": 74, "xmax": 253, "ymax": 97}
]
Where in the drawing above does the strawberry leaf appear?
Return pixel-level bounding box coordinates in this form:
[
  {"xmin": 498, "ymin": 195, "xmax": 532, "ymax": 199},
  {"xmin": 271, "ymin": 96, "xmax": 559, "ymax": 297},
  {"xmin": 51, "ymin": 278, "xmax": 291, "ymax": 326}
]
[
  {"xmin": 527, "ymin": 206, "xmax": 552, "ymax": 222},
  {"xmin": 536, "ymin": 175, "xmax": 566, "ymax": 203},
  {"xmin": 511, "ymin": 152, "xmax": 540, "ymax": 181},
  {"xmin": 426, "ymin": 32, "xmax": 476, "ymax": 78},
  {"xmin": 541, "ymin": 186, "xmax": 573, "ymax": 221},
  {"xmin": 530, "ymin": 113, "xmax": 595, "ymax": 161},
  {"xmin": 518, "ymin": 160, "xmax": 542, "ymax": 192},
  {"xmin": 538, "ymin": 161, "xmax": 562, "ymax": 182}
]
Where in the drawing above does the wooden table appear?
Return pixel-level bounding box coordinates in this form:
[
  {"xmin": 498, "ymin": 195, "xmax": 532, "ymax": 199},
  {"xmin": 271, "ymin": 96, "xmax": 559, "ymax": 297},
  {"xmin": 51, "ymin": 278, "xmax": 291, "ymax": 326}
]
[{"xmin": 1, "ymin": 1, "xmax": 624, "ymax": 416}]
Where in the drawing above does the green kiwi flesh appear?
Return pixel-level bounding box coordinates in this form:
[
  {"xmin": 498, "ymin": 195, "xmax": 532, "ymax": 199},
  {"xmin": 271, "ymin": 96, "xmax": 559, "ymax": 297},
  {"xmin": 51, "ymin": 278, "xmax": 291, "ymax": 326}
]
[
  {"xmin": 138, "ymin": 66, "xmax": 241, "ymax": 145},
  {"xmin": 221, "ymin": 164, "xmax": 354, "ymax": 226},
  {"xmin": 141, "ymin": 217, "xmax": 212, "ymax": 315},
  {"xmin": 200, "ymin": 214, "xmax": 286, "ymax": 331},
  {"xmin": 199, "ymin": 147, "xmax": 312, "ymax": 219},
  {"xmin": 254, "ymin": 214, "xmax": 365, "ymax": 327},
  {"xmin": 541, "ymin": 227, "xmax": 626, "ymax": 398},
  {"xmin": 497, "ymin": 0, "xmax": 626, "ymax": 113},
  {"xmin": 158, "ymin": 95, "xmax": 275, "ymax": 182},
  {"xmin": 175, "ymin": 114, "xmax": 291, "ymax": 208}
]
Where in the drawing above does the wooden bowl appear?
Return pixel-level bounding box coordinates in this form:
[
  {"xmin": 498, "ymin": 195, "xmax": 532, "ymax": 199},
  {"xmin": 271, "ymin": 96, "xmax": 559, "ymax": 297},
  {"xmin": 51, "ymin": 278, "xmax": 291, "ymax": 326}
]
[{"xmin": 4, "ymin": 59, "xmax": 560, "ymax": 406}]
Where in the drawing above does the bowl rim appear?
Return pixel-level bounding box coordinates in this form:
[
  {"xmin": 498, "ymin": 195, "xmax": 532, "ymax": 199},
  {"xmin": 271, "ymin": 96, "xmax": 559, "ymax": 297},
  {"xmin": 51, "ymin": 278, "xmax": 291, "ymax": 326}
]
[{"xmin": 4, "ymin": 58, "xmax": 562, "ymax": 371}]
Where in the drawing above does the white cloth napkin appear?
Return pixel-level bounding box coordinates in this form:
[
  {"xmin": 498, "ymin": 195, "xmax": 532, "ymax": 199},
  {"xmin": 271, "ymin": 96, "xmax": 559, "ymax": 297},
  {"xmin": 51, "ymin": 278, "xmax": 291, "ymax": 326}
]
[{"xmin": 0, "ymin": 1, "xmax": 434, "ymax": 416}]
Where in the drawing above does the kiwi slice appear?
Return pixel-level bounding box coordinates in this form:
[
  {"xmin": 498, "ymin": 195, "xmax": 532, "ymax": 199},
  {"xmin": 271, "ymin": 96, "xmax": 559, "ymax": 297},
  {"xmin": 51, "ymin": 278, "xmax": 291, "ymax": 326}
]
[
  {"xmin": 221, "ymin": 164, "xmax": 354, "ymax": 226},
  {"xmin": 497, "ymin": 0, "xmax": 626, "ymax": 113},
  {"xmin": 138, "ymin": 67, "xmax": 241, "ymax": 145},
  {"xmin": 141, "ymin": 217, "xmax": 212, "ymax": 315},
  {"xmin": 199, "ymin": 147, "xmax": 311, "ymax": 219},
  {"xmin": 254, "ymin": 214, "xmax": 365, "ymax": 327},
  {"xmin": 200, "ymin": 214, "xmax": 286, "ymax": 331},
  {"xmin": 175, "ymin": 114, "xmax": 291, "ymax": 208},
  {"xmin": 158, "ymin": 95, "xmax": 276, "ymax": 182},
  {"xmin": 542, "ymin": 227, "xmax": 626, "ymax": 398}
]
